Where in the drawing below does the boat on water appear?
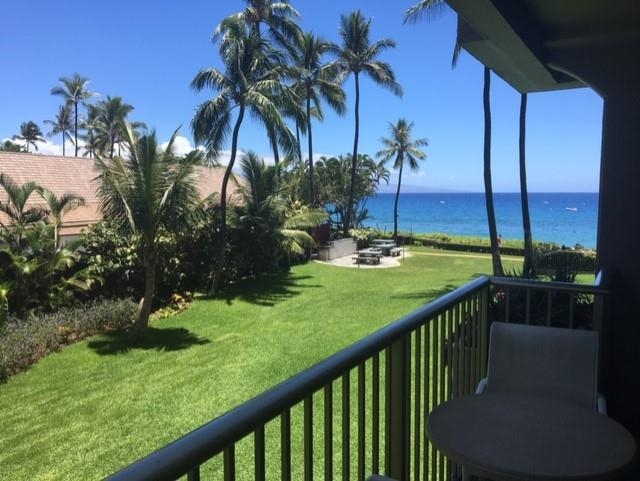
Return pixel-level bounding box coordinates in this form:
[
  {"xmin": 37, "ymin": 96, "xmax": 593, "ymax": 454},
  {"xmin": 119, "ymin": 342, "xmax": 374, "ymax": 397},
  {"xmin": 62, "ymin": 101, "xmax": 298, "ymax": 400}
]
[{"xmin": 565, "ymin": 207, "xmax": 578, "ymax": 212}]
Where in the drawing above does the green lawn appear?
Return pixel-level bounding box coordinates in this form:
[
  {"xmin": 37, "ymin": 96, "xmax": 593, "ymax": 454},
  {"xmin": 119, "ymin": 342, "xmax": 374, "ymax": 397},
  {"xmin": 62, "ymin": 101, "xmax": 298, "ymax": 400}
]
[{"xmin": 0, "ymin": 251, "xmax": 519, "ymax": 480}]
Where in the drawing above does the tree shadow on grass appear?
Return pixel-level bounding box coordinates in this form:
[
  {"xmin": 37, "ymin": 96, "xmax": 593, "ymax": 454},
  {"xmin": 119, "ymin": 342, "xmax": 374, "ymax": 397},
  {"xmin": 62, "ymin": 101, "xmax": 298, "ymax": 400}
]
[
  {"xmin": 88, "ymin": 326, "xmax": 211, "ymax": 356},
  {"xmin": 199, "ymin": 271, "xmax": 322, "ymax": 307},
  {"xmin": 390, "ymin": 284, "xmax": 460, "ymax": 302}
]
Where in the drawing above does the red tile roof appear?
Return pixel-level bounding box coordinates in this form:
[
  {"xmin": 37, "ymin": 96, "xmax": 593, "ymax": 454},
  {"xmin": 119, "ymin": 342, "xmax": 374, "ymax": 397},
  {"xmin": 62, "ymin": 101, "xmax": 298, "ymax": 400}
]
[{"xmin": 0, "ymin": 151, "xmax": 239, "ymax": 237}]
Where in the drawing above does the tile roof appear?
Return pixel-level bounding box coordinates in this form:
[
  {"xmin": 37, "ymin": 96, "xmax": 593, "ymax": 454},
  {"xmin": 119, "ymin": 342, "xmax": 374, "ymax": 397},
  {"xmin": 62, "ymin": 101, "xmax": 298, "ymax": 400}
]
[{"xmin": 0, "ymin": 151, "xmax": 238, "ymax": 237}]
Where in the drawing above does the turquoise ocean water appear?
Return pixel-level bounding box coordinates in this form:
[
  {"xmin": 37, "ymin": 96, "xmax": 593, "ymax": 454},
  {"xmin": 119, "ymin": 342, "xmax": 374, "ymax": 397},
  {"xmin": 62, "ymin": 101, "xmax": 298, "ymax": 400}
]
[{"xmin": 363, "ymin": 193, "xmax": 598, "ymax": 249}]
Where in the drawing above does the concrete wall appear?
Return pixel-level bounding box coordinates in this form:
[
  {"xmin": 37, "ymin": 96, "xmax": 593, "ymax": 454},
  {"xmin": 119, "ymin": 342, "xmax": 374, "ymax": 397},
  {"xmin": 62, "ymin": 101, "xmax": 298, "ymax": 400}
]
[{"xmin": 317, "ymin": 238, "xmax": 356, "ymax": 261}]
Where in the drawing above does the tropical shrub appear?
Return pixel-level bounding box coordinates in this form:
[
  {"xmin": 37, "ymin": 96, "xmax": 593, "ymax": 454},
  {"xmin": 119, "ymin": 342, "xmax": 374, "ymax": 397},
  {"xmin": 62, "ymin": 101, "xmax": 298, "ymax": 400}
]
[
  {"xmin": 0, "ymin": 298, "xmax": 137, "ymax": 381},
  {"xmin": 0, "ymin": 222, "xmax": 94, "ymax": 315}
]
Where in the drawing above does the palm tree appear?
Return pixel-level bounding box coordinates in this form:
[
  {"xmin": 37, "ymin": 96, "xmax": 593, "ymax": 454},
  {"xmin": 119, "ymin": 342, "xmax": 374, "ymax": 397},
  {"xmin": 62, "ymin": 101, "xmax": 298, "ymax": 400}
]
[
  {"xmin": 88, "ymin": 96, "xmax": 140, "ymax": 158},
  {"xmin": 405, "ymin": 1, "xmax": 503, "ymax": 275},
  {"xmin": 519, "ymin": 93, "xmax": 534, "ymax": 276},
  {"xmin": 215, "ymin": 0, "xmax": 303, "ymax": 169},
  {"xmin": 192, "ymin": 17, "xmax": 294, "ymax": 294},
  {"xmin": 376, "ymin": 118, "xmax": 428, "ymax": 240},
  {"xmin": 236, "ymin": 151, "xmax": 325, "ymax": 264},
  {"xmin": 291, "ymin": 32, "xmax": 346, "ymax": 205},
  {"xmin": 0, "ymin": 173, "xmax": 45, "ymax": 247},
  {"xmin": 333, "ymin": 11, "xmax": 402, "ymax": 236},
  {"xmin": 483, "ymin": 67, "xmax": 503, "ymax": 275},
  {"xmin": 44, "ymin": 105, "xmax": 74, "ymax": 156},
  {"xmin": 51, "ymin": 73, "xmax": 95, "ymax": 156},
  {"xmin": 12, "ymin": 121, "xmax": 45, "ymax": 153},
  {"xmin": 37, "ymin": 189, "xmax": 85, "ymax": 248},
  {"xmin": 214, "ymin": 0, "xmax": 302, "ymax": 50},
  {"xmin": 94, "ymin": 124, "xmax": 199, "ymax": 339}
]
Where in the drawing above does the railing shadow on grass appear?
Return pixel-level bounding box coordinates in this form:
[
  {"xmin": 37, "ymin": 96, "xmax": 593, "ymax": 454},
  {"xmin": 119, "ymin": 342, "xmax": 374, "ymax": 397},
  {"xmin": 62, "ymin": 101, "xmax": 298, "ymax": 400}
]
[{"xmin": 88, "ymin": 326, "xmax": 211, "ymax": 356}]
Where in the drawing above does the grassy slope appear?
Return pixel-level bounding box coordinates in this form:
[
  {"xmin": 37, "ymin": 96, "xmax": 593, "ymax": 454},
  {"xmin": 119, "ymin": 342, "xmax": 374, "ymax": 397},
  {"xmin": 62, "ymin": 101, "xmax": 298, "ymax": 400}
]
[{"xmin": 0, "ymin": 252, "xmax": 519, "ymax": 480}]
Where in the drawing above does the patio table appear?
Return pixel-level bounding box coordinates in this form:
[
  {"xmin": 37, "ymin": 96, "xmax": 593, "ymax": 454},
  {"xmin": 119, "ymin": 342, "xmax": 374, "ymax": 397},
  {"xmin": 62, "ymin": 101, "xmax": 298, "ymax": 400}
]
[{"xmin": 426, "ymin": 392, "xmax": 636, "ymax": 481}]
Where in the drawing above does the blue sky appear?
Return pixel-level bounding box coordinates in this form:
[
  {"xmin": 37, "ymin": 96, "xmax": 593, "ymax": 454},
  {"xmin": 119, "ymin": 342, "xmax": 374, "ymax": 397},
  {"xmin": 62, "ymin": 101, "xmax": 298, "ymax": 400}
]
[{"xmin": 2, "ymin": 0, "xmax": 603, "ymax": 192}]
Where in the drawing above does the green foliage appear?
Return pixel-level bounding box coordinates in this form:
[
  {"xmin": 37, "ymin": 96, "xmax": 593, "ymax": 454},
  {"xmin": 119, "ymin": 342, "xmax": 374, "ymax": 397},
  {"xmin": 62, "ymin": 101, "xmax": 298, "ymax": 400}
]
[
  {"xmin": 313, "ymin": 154, "xmax": 389, "ymax": 231},
  {"xmin": 0, "ymin": 298, "xmax": 137, "ymax": 382},
  {"xmin": 0, "ymin": 222, "xmax": 95, "ymax": 315},
  {"xmin": 0, "ymin": 140, "xmax": 25, "ymax": 152}
]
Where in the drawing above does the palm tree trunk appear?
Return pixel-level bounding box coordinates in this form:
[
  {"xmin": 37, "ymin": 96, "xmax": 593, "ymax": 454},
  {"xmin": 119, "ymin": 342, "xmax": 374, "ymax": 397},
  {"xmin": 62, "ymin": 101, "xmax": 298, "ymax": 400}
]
[
  {"xmin": 483, "ymin": 66, "xmax": 504, "ymax": 276},
  {"xmin": 132, "ymin": 245, "xmax": 158, "ymax": 340},
  {"xmin": 74, "ymin": 101, "xmax": 79, "ymax": 157},
  {"xmin": 519, "ymin": 93, "xmax": 535, "ymax": 276},
  {"xmin": 344, "ymin": 73, "xmax": 361, "ymax": 236},
  {"xmin": 267, "ymin": 125, "xmax": 280, "ymax": 167},
  {"xmin": 306, "ymin": 92, "xmax": 315, "ymax": 205},
  {"xmin": 393, "ymin": 160, "xmax": 404, "ymax": 240},
  {"xmin": 62, "ymin": 133, "xmax": 66, "ymax": 157},
  {"xmin": 295, "ymin": 122, "xmax": 303, "ymax": 163},
  {"xmin": 212, "ymin": 104, "xmax": 246, "ymax": 294}
]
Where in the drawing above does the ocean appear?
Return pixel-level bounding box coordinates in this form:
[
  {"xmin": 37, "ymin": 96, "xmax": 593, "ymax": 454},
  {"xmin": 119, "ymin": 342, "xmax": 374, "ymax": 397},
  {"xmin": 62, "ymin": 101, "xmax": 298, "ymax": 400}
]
[{"xmin": 362, "ymin": 193, "xmax": 598, "ymax": 249}]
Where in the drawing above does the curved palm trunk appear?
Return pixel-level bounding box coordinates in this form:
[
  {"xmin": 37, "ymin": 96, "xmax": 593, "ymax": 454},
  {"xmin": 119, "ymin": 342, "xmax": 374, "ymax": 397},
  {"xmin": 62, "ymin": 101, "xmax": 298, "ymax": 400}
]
[
  {"xmin": 393, "ymin": 160, "xmax": 404, "ymax": 240},
  {"xmin": 306, "ymin": 92, "xmax": 315, "ymax": 205},
  {"xmin": 483, "ymin": 66, "xmax": 504, "ymax": 276},
  {"xmin": 74, "ymin": 101, "xmax": 79, "ymax": 157},
  {"xmin": 519, "ymin": 93, "xmax": 534, "ymax": 276},
  {"xmin": 132, "ymin": 245, "xmax": 158, "ymax": 340},
  {"xmin": 344, "ymin": 73, "xmax": 361, "ymax": 236},
  {"xmin": 212, "ymin": 104, "xmax": 246, "ymax": 294}
]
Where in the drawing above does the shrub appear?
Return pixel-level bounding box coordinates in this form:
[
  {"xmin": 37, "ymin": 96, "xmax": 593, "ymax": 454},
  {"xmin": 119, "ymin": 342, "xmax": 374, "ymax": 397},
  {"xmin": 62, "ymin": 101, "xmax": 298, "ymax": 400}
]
[{"xmin": 0, "ymin": 298, "xmax": 137, "ymax": 382}]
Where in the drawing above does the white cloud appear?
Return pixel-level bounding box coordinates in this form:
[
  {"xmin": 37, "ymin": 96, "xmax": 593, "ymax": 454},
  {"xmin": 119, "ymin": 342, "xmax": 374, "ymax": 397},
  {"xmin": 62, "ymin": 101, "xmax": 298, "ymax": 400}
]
[
  {"xmin": 160, "ymin": 135, "xmax": 198, "ymax": 156},
  {"xmin": 4, "ymin": 137, "xmax": 77, "ymax": 157}
]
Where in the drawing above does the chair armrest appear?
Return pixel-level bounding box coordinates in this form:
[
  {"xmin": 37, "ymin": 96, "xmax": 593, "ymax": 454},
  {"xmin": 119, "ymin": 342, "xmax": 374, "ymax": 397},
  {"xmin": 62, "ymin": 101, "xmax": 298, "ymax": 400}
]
[
  {"xmin": 475, "ymin": 377, "xmax": 488, "ymax": 394},
  {"xmin": 597, "ymin": 392, "xmax": 607, "ymax": 414}
]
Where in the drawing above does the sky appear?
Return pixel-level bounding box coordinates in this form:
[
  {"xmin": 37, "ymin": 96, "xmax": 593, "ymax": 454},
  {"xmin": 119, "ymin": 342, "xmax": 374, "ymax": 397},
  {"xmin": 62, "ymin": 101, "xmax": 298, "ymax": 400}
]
[{"xmin": 1, "ymin": 0, "xmax": 604, "ymax": 193}]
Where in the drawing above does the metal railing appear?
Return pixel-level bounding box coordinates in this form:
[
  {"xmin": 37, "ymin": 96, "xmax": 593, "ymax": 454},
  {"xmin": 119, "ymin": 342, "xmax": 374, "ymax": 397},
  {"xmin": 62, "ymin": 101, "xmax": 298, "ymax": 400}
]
[{"xmin": 107, "ymin": 275, "xmax": 606, "ymax": 481}]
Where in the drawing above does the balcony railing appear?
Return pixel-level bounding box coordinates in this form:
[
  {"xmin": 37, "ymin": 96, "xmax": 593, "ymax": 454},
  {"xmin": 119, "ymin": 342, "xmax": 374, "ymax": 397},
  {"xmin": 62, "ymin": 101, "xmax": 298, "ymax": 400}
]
[{"xmin": 107, "ymin": 275, "xmax": 607, "ymax": 481}]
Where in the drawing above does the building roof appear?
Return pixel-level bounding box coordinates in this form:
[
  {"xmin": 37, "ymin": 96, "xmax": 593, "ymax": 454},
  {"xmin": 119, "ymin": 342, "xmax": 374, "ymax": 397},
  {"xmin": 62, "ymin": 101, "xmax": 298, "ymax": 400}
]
[
  {"xmin": 0, "ymin": 151, "xmax": 237, "ymax": 237},
  {"xmin": 447, "ymin": 0, "xmax": 640, "ymax": 93}
]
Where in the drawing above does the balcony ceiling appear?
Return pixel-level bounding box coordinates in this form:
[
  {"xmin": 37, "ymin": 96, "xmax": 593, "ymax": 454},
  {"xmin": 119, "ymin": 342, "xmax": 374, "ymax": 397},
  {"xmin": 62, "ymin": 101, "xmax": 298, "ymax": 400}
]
[{"xmin": 446, "ymin": 0, "xmax": 640, "ymax": 93}]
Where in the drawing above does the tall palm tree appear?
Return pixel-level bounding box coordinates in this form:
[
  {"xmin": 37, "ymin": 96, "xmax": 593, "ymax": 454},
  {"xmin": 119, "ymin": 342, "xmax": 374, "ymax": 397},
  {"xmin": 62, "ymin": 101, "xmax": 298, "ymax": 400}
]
[
  {"xmin": 88, "ymin": 96, "xmax": 140, "ymax": 158},
  {"xmin": 215, "ymin": 0, "xmax": 303, "ymax": 170},
  {"xmin": 51, "ymin": 73, "xmax": 95, "ymax": 157},
  {"xmin": 405, "ymin": 1, "xmax": 503, "ymax": 275},
  {"xmin": 94, "ymin": 124, "xmax": 199, "ymax": 339},
  {"xmin": 44, "ymin": 105, "xmax": 74, "ymax": 156},
  {"xmin": 37, "ymin": 189, "xmax": 85, "ymax": 248},
  {"xmin": 333, "ymin": 11, "xmax": 402, "ymax": 236},
  {"xmin": 192, "ymin": 17, "xmax": 294, "ymax": 294},
  {"xmin": 376, "ymin": 118, "xmax": 428, "ymax": 240},
  {"xmin": 214, "ymin": 0, "xmax": 302, "ymax": 51},
  {"xmin": 519, "ymin": 93, "xmax": 534, "ymax": 276},
  {"xmin": 483, "ymin": 67, "xmax": 503, "ymax": 275},
  {"xmin": 0, "ymin": 173, "xmax": 45, "ymax": 247},
  {"xmin": 291, "ymin": 32, "xmax": 346, "ymax": 205},
  {"xmin": 12, "ymin": 121, "xmax": 45, "ymax": 153}
]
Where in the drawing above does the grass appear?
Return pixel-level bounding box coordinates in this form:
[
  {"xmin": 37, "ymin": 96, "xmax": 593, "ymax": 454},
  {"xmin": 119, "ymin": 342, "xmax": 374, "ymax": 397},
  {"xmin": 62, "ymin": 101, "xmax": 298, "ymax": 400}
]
[{"xmin": 0, "ymin": 251, "xmax": 526, "ymax": 480}]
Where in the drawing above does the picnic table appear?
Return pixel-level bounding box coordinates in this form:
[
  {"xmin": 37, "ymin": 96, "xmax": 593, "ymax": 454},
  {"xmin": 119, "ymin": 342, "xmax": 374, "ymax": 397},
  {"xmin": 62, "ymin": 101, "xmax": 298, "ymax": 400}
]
[
  {"xmin": 370, "ymin": 239, "xmax": 397, "ymax": 256},
  {"xmin": 353, "ymin": 248, "xmax": 383, "ymax": 265}
]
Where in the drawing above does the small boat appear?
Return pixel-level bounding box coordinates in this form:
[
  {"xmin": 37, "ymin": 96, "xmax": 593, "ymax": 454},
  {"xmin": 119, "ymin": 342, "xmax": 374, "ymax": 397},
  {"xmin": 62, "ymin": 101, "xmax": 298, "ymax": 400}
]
[{"xmin": 565, "ymin": 207, "xmax": 578, "ymax": 212}]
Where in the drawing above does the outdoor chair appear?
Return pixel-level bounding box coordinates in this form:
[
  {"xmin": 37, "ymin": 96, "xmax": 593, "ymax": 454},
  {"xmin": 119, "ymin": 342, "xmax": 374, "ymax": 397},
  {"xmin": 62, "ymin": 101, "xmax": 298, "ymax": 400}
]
[{"xmin": 476, "ymin": 321, "xmax": 606, "ymax": 413}]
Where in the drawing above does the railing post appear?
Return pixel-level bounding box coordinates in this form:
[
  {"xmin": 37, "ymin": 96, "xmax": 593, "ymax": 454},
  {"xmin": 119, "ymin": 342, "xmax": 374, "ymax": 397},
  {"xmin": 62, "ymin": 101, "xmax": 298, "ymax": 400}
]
[{"xmin": 386, "ymin": 335, "xmax": 411, "ymax": 481}]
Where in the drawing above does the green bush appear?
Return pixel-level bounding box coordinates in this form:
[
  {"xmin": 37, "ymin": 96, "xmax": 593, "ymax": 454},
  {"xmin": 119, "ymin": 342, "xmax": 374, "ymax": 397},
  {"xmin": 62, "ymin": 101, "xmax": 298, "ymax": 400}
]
[{"xmin": 0, "ymin": 298, "xmax": 137, "ymax": 382}]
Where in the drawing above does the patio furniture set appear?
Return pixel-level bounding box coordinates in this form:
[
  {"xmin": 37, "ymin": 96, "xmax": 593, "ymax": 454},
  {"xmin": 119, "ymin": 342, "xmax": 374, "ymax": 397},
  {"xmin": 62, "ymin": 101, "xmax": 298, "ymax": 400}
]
[{"xmin": 353, "ymin": 239, "xmax": 402, "ymax": 265}]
